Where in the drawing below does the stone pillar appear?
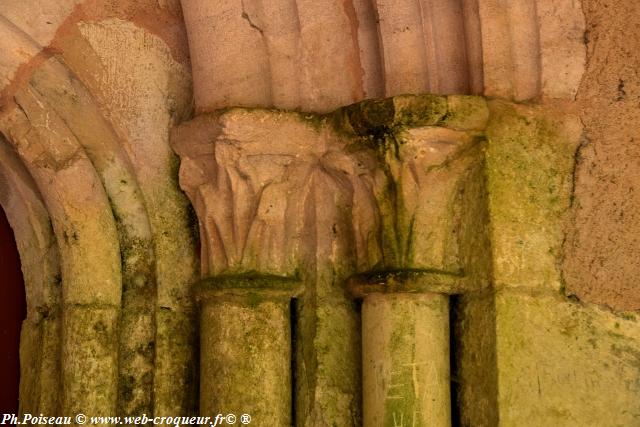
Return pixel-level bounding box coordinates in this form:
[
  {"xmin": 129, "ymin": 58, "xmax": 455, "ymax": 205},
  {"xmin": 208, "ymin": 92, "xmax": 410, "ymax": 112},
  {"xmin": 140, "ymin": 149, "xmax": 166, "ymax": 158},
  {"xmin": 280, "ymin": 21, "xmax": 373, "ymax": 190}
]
[
  {"xmin": 172, "ymin": 97, "xmax": 489, "ymax": 425},
  {"xmin": 196, "ymin": 275, "xmax": 302, "ymax": 425},
  {"xmin": 350, "ymin": 272, "xmax": 457, "ymax": 427}
]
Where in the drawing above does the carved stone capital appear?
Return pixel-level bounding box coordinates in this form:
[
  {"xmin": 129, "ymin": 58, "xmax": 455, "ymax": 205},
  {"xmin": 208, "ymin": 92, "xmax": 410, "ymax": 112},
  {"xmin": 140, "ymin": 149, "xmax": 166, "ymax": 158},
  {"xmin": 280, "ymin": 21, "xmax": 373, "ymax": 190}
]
[
  {"xmin": 172, "ymin": 108, "xmax": 384, "ymax": 278},
  {"xmin": 172, "ymin": 95, "xmax": 491, "ymax": 288},
  {"xmin": 171, "ymin": 95, "xmax": 494, "ymax": 426}
]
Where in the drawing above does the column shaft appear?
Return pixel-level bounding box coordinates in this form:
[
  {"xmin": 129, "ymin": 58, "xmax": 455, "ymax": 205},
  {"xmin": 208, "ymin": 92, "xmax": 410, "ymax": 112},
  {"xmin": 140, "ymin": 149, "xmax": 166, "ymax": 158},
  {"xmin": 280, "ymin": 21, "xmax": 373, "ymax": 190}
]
[
  {"xmin": 362, "ymin": 293, "xmax": 450, "ymax": 427},
  {"xmin": 200, "ymin": 297, "xmax": 291, "ymax": 425}
]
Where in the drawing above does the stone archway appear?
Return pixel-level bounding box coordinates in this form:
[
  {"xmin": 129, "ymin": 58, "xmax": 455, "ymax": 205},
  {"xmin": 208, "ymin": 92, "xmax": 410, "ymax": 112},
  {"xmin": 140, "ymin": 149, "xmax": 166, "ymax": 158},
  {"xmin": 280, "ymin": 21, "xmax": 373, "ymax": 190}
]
[
  {"xmin": 0, "ymin": 5, "xmax": 199, "ymax": 418},
  {"xmin": 0, "ymin": 136, "xmax": 61, "ymax": 415}
]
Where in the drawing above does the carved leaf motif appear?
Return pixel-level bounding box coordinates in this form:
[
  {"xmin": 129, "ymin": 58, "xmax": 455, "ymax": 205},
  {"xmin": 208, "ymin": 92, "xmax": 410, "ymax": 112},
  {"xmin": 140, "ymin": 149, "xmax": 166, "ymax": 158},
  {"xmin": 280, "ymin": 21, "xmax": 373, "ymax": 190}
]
[
  {"xmin": 173, "ymin": 109, "xmax": 483, "ymax": 278},
  {"xmin": 175, "ymin": 110, "xmax": 385, "ymax": 276}
]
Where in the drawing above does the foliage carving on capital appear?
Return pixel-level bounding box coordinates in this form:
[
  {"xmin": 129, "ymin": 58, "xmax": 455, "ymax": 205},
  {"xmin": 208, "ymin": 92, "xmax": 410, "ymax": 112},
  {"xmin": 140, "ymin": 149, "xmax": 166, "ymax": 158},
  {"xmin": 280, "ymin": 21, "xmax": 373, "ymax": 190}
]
[
  {"xmin": 172, "ymin": 96, "xmax": 490, "ymax": 287},
  {"xmin": 172, "ymin": 109, "xmax": 384, "ymax": 277}
]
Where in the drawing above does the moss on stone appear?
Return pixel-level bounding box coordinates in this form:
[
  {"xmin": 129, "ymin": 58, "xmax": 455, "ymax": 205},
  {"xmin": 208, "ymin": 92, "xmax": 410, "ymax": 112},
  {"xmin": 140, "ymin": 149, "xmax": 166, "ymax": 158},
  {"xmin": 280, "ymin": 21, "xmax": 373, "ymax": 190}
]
[
  {"xmin": 200, "ymin": 299, "xmax": 292, "ymax": 425},
  {"xmin": 148, "ymin": 175, "xmax": 199, "ymax": 415},
  {"xmin": 185, "ymin": 201, "xmax": 200, "ymax": 245},
  {"xmin": 494, "ymin": 289, "xmax": 640, "ymax": 425},
  {"xmin": 385, "ymin": 312, "xmax": 423, "ymax": 427},
  {"xmin": 104, "ymin": 181, "xmax": 160, "ymax": 417},
  {"xmin": 327, "ymin": 95, "xmax": 449, "ymax": 163},
  {"xmin": 443, "ymin": 95, "xmax": 490, "ymax": 131},
  {"xmin": 359, "ymin": 267, "xmax": 465, "ymax": 282},
  {"xmin": 173, "ymin": 96, "xmax": 493, "ymax": 425},
  {"xmin": 393, "ymin": 94, "xmax": 449, "ymax": 127},
  {"xmin": 485, "ymin": 100, "xmax": 578, "ymax": 290},
  {"xmin": 62, "ymin": 305, "xmax": 119, "ymax": 416},
  {"xmin": 198, "ymin": 272, "xmax": 300, "ymax": 290},
  {"xmin": 154, "ymin": 307, "xmax": 198, "ymax": 415}
]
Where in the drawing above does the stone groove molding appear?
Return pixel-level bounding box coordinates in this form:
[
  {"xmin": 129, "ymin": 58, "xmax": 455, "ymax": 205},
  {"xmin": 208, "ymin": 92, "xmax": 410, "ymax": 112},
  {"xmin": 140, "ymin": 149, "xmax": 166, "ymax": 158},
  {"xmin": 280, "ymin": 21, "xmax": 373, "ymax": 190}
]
[{"xmin": 179, "ymin": 0, "xmax": 585, "ymax": 113}]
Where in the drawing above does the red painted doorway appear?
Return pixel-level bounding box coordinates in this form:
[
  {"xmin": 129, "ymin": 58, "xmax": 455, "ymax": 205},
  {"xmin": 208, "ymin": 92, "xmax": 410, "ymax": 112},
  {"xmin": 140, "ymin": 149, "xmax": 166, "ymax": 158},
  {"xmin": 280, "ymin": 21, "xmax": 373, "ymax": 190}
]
[{"xmin": 0, "ymin": 206, "xmax": 26, "ymax": 413}]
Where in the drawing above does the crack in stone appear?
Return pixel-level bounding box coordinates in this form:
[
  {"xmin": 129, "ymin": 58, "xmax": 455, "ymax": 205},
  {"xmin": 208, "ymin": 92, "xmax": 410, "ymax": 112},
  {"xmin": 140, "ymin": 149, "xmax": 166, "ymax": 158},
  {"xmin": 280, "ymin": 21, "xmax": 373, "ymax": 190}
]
[{"xmin": 240, "ymin": 0, "xmax": 264, "ymax": 35}]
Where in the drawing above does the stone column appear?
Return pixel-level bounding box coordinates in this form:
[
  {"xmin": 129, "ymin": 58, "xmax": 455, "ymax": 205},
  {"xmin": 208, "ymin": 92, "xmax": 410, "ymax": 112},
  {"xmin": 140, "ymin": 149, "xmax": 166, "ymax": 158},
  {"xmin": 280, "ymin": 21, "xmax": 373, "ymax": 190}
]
[
  {"xmin": 350, "ymin": 272, "xmax": 459, "ymax": 427},
  {"xmin": 196, "ymin": 275, "xmax": 302, "ymax": 425},
  {"xmin": 172, "ymin": 96, "xmax": 489, "ymax": 425}
]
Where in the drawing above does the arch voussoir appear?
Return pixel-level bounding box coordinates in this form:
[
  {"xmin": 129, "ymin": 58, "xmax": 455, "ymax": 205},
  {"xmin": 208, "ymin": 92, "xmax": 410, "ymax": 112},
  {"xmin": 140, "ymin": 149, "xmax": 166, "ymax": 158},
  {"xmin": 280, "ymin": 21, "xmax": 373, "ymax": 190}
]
[
  {"xmin": 1, "ymin": 88, "xmax": 122, "ymax": 418},
  {"xmin": 0, "ymin": 137, "xmax": 61, "ymax": 416}
]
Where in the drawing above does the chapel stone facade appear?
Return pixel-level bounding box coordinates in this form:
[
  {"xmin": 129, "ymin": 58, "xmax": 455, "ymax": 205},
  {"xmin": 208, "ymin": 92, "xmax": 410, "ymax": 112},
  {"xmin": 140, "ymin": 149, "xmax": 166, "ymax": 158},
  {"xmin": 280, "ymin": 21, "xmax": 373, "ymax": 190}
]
[{"xmin": 0, "ymin": 1, "xmax": 639, "ymax": 426}]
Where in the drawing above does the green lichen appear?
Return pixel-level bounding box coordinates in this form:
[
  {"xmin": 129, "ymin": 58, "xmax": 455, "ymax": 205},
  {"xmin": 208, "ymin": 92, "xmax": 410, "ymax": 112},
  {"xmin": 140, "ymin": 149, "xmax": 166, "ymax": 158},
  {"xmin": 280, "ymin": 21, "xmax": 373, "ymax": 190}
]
[
  {"xmin": 393, "ymin": 94, "xmax": 449, "ymax": 127},
  {"xmin": 168, "ymin": 151, "xmax": 181, "ymax": 182},
  {"xmin": 385, "ymin": 347, "xmax": 425, "ymax": 426},
  {"xmin": 326, "ymin": 95, "xmax": 448, "ymax": 163},
  {"xmin": 620, "ymin": 312, "xmax": 638, "ymax": 322},
  {"xmin": 185, "ymin": 201, "xmax": 200, "ymax": 246},
  {"xmin": 198, "ymin": 272, "xmax": 300, "ymax": 291},
  {"xmin": 154, "ymin": 307, "xmax": 198, "ymax": 414},
  {"xmin": 485, "ymin": 100, "xmax": 578, "ymax": 290},
  {"xmin": 170, "ymin": 96, "xmax": 494, "ymax": 424},
  {"xmin": 443, "ymin": 96, "xmax": 490, "ymax": 131},
  {"xmin": 493, "ymin": 289, "xmax": 640, "ymax": 425},
  {"xmin": 106, "ymin": 190, "xmax": 158, "ymax": 417},
  {"xmin": 359, "ymin": 267, "xmax": 465, "ymax": 283}
]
